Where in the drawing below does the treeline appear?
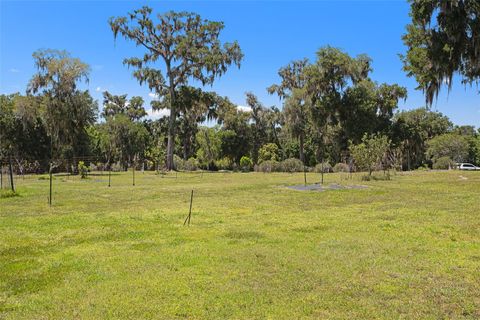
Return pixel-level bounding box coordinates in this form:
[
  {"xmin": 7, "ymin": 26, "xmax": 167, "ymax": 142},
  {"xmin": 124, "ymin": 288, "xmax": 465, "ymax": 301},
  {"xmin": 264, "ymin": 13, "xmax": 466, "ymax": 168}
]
[
  {"xmin": 1, "ymin": 5, "xmax": 479, "ymax": 175},
  {"xmin": 1, "ymin": 48, "xmax": 479, "ymax": 174}
]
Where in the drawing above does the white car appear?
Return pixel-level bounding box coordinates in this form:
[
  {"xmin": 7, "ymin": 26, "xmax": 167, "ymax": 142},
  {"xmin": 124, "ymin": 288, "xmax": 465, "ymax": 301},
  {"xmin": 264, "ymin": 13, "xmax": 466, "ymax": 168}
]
[{"xmin": 457, "ymin": 163, "xmax": 480, "ymax": 171}]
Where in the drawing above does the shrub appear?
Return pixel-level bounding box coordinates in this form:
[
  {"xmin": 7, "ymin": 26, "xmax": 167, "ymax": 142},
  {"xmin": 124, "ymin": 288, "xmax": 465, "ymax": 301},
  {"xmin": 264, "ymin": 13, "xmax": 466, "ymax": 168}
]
[
  {"xmin": 255, "ymin": 160, "xmax": 280, "ymax": 173},
  {"xmin": 215, "ymin": 157, "xmax": 233, "ymax": 171},
  {"xmin": 258, "ymin": 143, "xmax": 279, "ymax": 163},
  {"xmin": 280, "ymin": 158, "xmax": 304, "ymax": 173},
  {"xmin": 173, "ymin": 155, "xmax": 184, "ymax": 170},
  {"xmin": 78, "ymin": 161, "xmax": 89, "ymax": 179},
  {"xmin": 173, "ymin": 155, "xmax": 199, "ymax": 171},
  {"xmin": 427, "ymin": 133, "xmax": 469, "ymax": 163},
  {"xmin": 433, "ymin": 156, "xmax": 454, "ymax": 170},
  {"xmin": 239, "ymin": 156, "xmax": 253, "ymax": 172},
  {"xmin": 184, "ymin": 158, "xmax": 199, "ymax": 171},
  {"xmin": 349, "ymin": 133, "xmax": 391, "ymax": 175},
  {"xmin": 314, "ymin": 162, "xmax": 332, "ymax": 173},
  {"xmin": 333, "ymin": 162, "xmax": 350, "ymax": 173}
]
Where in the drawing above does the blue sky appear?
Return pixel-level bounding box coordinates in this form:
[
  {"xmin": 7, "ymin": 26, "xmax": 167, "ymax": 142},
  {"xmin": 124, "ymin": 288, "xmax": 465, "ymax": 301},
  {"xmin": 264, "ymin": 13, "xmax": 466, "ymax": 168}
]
[{"xmin": 1, "ymin": 0, "xmax": 479, "ymax": 127}]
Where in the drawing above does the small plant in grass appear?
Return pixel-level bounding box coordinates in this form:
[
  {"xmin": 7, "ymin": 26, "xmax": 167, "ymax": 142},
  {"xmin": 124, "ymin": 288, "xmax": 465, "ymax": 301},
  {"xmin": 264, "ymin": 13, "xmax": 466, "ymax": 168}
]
[
  {"xmin": 239, "ymin": 156, "xmax": 253, "ymax": 172},
  {"xmin": 78, "ymin": 161, "xmax": 89, "ymax": 179},
  {"xmin": 0, "ymin": 189, "xmax": 19, "ymax": 198}
]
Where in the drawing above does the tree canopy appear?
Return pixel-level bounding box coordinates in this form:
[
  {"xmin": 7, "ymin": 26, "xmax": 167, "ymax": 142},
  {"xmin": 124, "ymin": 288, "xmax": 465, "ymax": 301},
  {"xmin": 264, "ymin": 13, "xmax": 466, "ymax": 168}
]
[
  {"xmin": 109, "ymin": 6, "xmax": 243, "ymax": 170},
  {"xmin": 401, "ymin": 1, "xmax": 480, "ymax": 105}
]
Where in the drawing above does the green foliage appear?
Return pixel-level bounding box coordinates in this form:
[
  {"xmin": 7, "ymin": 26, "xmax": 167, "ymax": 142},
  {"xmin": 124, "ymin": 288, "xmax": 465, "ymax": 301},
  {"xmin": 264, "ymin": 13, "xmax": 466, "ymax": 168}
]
[
  {"xmin": 214, "ymin": 157, "xmax": 233, "ymax": 171},
  {"xmin": 474, "ymin": 136, "xmax": 480, "ymax": 166},
  {"xmin": 350, "ymin": 133, "xmax": 391, "ymax": 175},
  {"xmin": 239, "ymin": 156, "xmax": 253, "ymax": 171},
  {"xmin": 102, "ymin": 91, "xmax": 147, "ymax": 121},
  {"xmin": 97, "ymin": 115, "xmax": 150, "ymax": 169},
  {"xmin": 393, "ymin": 108, "xmax": 452, "ymax": 169},
  {"xmin": 432, "ymin": 156, "xmax": 455, "ymax": 170},
  {"xmin": 196, "ymin": 127, "xmax": 222, "ymax": 169},
  {"xmin": 426, "ymin": 133, "xmax": 470, "ymax": 163},
  {"xmin": 401, "ymin": 1, "xmax": 480, "ymax": 105},
  {"xmin": 258, "ymin": 143, "xmax": 279, "ymax": 163},
  {"xmin": 174, "ymin": 155, "xmax": 199, "ymax": 171},
  {"xmin": 109, "ymin": 6, "xmax": 243, "ymax": 169},
  {"xmin": 27, "ymin": 49, "xmax": 96, "ymax": 156},
  {"xmin": 78, "ymin": 161, "xmax": 89, "ymax": 179}
]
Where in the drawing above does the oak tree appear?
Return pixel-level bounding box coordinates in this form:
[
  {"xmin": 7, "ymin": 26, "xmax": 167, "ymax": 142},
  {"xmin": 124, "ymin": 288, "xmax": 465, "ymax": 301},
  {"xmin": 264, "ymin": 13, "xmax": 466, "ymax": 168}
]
[{"xmin": 109, "ymin": 6, "xmax": 243, "ymax": 169}]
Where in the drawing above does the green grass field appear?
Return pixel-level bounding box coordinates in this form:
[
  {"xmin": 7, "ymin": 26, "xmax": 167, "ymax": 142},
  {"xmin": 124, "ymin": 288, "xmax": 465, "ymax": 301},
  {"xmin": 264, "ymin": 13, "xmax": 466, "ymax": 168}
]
[{"xmin": 1, "ymin": 170, "xmax": 479, "ymax": 319}]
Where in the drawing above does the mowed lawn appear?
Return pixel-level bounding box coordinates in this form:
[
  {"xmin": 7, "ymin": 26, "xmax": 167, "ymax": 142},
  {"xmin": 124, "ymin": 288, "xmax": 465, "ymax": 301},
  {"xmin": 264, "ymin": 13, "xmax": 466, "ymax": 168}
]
[{"xmin": 1, "ymin": 170, "xmax": 479, "ymax": 319}]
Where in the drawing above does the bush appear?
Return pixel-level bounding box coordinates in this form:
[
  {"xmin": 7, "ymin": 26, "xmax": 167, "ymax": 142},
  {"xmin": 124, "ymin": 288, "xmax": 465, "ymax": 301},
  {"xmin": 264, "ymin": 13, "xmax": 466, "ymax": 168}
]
[
  {"xmin": 173, "ymin": 155, "xmax": 184, "ymax": 170},
  {"xmin": 333, "ymin": 162, "xmax": 350, "ymax": 173},
  {"xmin": 314, "ymin": 162, "xmax": 332, "ymax": 173},
  {"xmin": 280, "ymin": 158, "xmax": 304, "ymax": 173},
  {"xmin": 173, "ymin": 155, "xmax": 199, "ymax": 171},
  {"xmin": 255, "ymin": 160, "xmax": 280, "ymax": 173},
  {"xmin": 258, "ymin": 143, "xmax": 279, "ymax": 163},
  {"xmin": 184, "ymin": 158, "xmax": 199, "ymax": 171},
  {"xmin": 215, "ymin": 157, "xmax": 233, "ymax": 171},
  {"xmin": 239, "ymin": 156, "xmax": 253, "ymax": 172},
  {"xmin": 433, "ymin": 156, "xmax": 454, "ymax": 170},
  {"xmin": 78, "ymin": 161, "xmax": 89, "ymax": 179}
]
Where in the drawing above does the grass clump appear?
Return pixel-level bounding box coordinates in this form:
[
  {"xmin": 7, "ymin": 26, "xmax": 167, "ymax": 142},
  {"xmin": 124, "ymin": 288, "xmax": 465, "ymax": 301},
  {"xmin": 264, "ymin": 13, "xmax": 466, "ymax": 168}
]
[{"xmin": 0, "ymin": 189, "xmax": 19, "ymax": 198}]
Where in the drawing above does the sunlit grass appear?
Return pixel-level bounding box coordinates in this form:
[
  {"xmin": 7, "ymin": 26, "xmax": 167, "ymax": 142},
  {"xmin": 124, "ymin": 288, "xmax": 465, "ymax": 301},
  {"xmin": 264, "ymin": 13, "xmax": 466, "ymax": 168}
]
[{"xmin": 1, "ymin": 170, "xmax": 479, "ymax": 319}]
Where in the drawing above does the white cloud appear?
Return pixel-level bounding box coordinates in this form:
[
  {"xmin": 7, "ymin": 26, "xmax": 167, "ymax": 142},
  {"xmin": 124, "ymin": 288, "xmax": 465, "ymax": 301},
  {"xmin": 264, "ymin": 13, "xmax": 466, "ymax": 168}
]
[
  {"xmin": 96, "ymin": 86, "xmax": 103, "ymax": 92},
  {"xmin": 9, "ymin": 68, "xmax": 19, "ymax": 73},
  {"xmin": 148, "ymin": 92, "xmax": 159, "ymax": 99},
  {"xmin": 237, "ymin": 105, "xmax": 252, "ymax": 113},
  {"xmin": 147, "ymin": 108, "xmax": 170, "ymax": 119}
]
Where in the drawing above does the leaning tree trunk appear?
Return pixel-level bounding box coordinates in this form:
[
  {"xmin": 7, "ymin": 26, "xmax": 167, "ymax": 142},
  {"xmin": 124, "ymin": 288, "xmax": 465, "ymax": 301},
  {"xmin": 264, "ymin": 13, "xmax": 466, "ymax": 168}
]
[{"xmin": 8, "ymin": 154, "xmax": 15, "ymax": 192}]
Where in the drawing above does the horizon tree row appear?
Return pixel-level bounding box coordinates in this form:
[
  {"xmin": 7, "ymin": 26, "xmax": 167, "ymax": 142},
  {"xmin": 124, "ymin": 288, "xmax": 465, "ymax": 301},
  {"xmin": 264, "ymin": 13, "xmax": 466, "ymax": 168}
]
[{"xmin": 1, "ymin": 3, "xmax": 480, "ymax": 175}]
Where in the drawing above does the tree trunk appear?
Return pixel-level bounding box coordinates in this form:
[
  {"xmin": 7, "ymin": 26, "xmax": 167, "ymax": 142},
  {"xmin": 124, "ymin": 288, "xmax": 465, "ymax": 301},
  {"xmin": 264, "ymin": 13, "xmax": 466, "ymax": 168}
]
[
  {"xmin": 299, "ymin": 134, "xmax": 305, "ymax": 164},
  {"xmin": 8, "ymin": 154, "xmax": 15, "ymax": 192},
  {"xmin": 166, "ymin": 64, "xmax": 176, "ymax": 171},
  {"xmin": 183, "ymin": 139, "xmax": 188, "ymax": 161}
]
